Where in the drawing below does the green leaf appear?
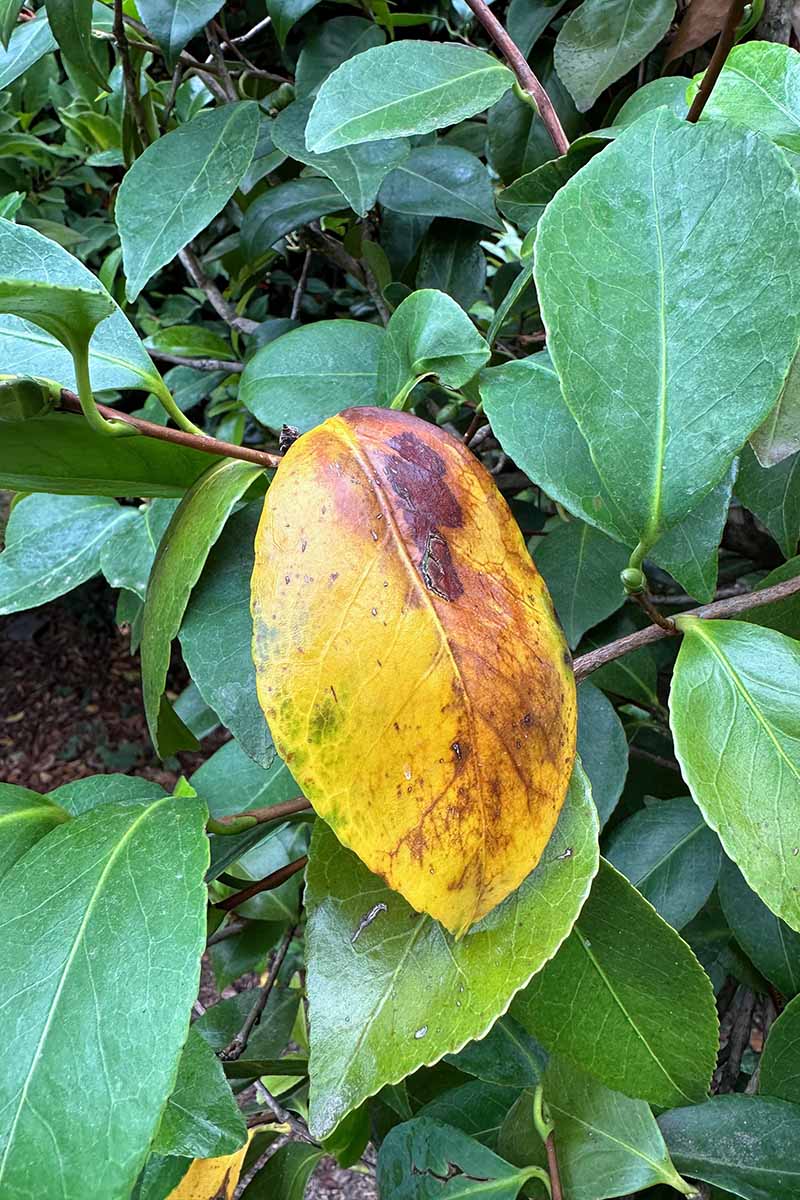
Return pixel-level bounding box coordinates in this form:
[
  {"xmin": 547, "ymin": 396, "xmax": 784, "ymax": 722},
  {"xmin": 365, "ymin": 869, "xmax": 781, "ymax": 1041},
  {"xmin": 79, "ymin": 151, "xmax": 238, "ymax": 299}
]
[
  {"xmin": 192, "ymin": 741, "xmax": 297, "ymax": 824},
  {"xmin": 416, "ymin": 221, "xmax": 487, "ymax": 311},
  {"xmin": 181, "ymin": 503, "xmax": 275, "ymax": 768},
  {"xmin": 377, "ymin": 1118, "xmax": 546, "ymax": 1200},
  {"xmin": 605, "ymin": 797, "xmax": 721, "ymax": 930},
  {"xmin": 535, "ymin": 110, "xmax": 800, "ymax": 551},
  {"xmin": 507, "ymin": 0, "xmax": 569, "ymax": 57},
  {"xmin": 614, "ymin": 76, "xmax": 689, "ymax": 126},
  {"xmin": 670, "ymin": 618, "xmax": 800, "ymax": 933},
  {"xmin": 272, "ymin": 99, "xmax": 409, "ymax": 217},
  {"xmin": 580, "ymin": 611, "xmax": 661, "ymax": 709},
  {"xmin": 658, "ymin": 1095, "xmax": 800, "ymax": 1200},
  {"xmin": 0, "ymin": 782, "xmax": 68, "ymax": 880},
  {"xmin": 152, "ymin": 1029, "xmax": 246, "ymax": 1159},
  {"xmin": 266, "ymin": 0, "xmax": 322, "ymax": 46},
  {"xmin": 761, "ymin": 994, "xmax": 800, "ymax": 1102},
  {"xmin": 194, "ymin": 987, "xmax": 300, "ymax": 1079},
  {"xmin": 487, "ymin": 57, "xmax": 583, "ymax": 185},
  {"xmin": 745, "ymin": 557, "xmax": 800, "ymax": 639},
  {"xmin": 305, "ymin": 765, "xmax": 599, "ymax": 1138},
  {"xmin": 445, "ymin": 1015, "xmax": 546, "ymax": 1088},
  {"xmin": 512, "ymin": 858, "xmax": 718, "ymax": 1108},
  {"xmin": 117, "ymin": 103, "xmax": 260, "ymax": 302},
  {"xmin": 219, "ymin": 823, "xmax": 308, "ymax": 922},
  {"xmin": 45, "ymin": 0, "xmax": 107, "ymax": 89},
  {"xmin": 418, "ymin": 1082, "xmax": 519, "ymax": 1152},
  {"xmin": 693, "ymin": 41, "xmax": 800, "ymax": 159},
  {"xmin": 142, "ymin": 458, "xmax": 265, "ymax": 757},
  {"xmin": 295, "ymin": 16, "xmax": 385, "ymax": 98},
  {"xmin": 240, "ymin": 1141, "xmax": 324, "ymax": 1200},
  {"xmin": 735, "ymin": 444, "xmax": 800, "ymax": 559},
  {"xmin": 0, "ymin": 413, "xmax": 227, "ymax": 498},
  {"xmin": 133, "ymin": 1154, "xmax": 191, "ymax": 1200},
  {"xmin": 576, "ymin": 681, "xmax": 627, "ymax": 828},
  {"xmin": 0, "ymin": 0, "xmax": 23, "ymax": 49},
  {"xmin": 377, "ymin": 288, "xmax": 490, "ymax": 407},
  {"xmin": 240, "ymin": 320, "xmax": 384, "ymax": 433},
  {"xmin": 137, "ymin": 0, "xmax": 223, "ymax": 64},
  {"xmin": 242, "ymin": 177, "xmax": 346, "ymax": 258},
  {"xmin": 481, "ymin": 354, "xmax": 733, "ymax": 601},
  {"xmin": 497, "ymin": 145, "xmax": 595, "ymax": 235},
  {"xmin": 751, "ymin": 349, "xmax": 800, "ymax": 468},
  {"xmin": 0, "ymin": 11, "xmax": 55, "ymax": 89},
  {"xmin": 554, "ymin": 0, "xmax": 675, "ymax": 112},
  {"xmin": 100, "ymin": 499, "xmax": 179, "ymax": 599},
  {"xmin": 0, "ymin": 278, "xmax": 112, "ymax": 360},
  {"xmin": 49, "ymin": 774, "xmax": 168, "ymax": 816},
  {"xmin": 501, "ymin": 1058, "xmax": 693, "ymax": 1200},
  {"xmin": 0, "ymin": 219, "xmax": 166, "ymax": 398},
  {"xmin": 144, "ymin": 325, "xmax": 235, "ymax": 362},
  {"xmin": 0, "ymin": 795, "xmax": 208, "ymax": 1200},
  {"xmin": 0, "ymin": 493, "xmax": 134, "ymax": 614},
  {"xmin": 379, "ymin": 145, "xmax": 502, "ymax": 231},
  {"xmin": 305, "ymin": 41, "xmax": 513, "ymax": 152},
  {"xmin": 533, "ymin": 519, "xmax": 627, "ymax": 649},
  {"xmin": 718, "ymin": 858, "xmax": 800, "ymax": 998}
]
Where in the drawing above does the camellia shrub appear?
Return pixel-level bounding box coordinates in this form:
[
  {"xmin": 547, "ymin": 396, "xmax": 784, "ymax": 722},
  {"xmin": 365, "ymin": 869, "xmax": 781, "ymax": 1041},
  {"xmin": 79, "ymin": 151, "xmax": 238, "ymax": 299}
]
[{"xmin": 3, "ymin": 0, "xmax": 800, "ymax": 1197}]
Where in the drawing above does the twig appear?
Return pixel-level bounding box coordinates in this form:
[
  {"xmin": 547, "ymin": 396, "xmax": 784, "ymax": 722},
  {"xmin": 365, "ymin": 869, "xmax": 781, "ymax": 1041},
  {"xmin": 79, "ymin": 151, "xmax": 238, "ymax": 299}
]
[
  {"xmin": 686, "ymin": 0, "xmax": 746, "ymax": 122},
  {"xmin": 113, "ymin": 0, "xmax": 150, "ymax": 148},
  {"xmin": 231, "ymin": 14, "xmax": 271, "ymax": 44},
  {"xmin": 463, "ymin": 411, "xmax": 486, "ymax": 445},
  {"xmin": 629, "ymin": 745, "xmax": 682, "ymax": 773},
  {"xmin": 629, "ymin": 590, "xmax": 678, "ymax": 634},
  {"xmin": 178, "ymin": 246, "xmax": 259, "ymax": 335},
  {"xmin": 59, "ymin": 389, "xmax": 281, "ymax": 469},
  {"xmin": 252, "ymin": 1084, "xmax": 316, "ymax": 1143},
  {"xmin": 573, "ymin": 573, "xmax": 800, "ymax": 681},
  {"xmin": 160, "ymin": 61, "xmax": 184, "ymax": 131},
  {"xmin": 214, "ymin": 19, "xmax": 291, "ymax": 82},
  {"xmin": 148, "ymin": 350, "xmax": 243, "ymax": 372},
  {"xmin": 211, "ymin": 796, "xmax": 312, "ymax": 832},
  {"xmin": 206, "ymin": 917, "xmax": 249, "ymax": 947},
  {"xmin": 290, "ymin": 250, "xmax": 312, "ymax": 320},
  {"xmin": 215, "ymin": 855, "xmax": 308, "ymax": 912},
  {"xmin": 462, "ymin": 0, "xmax": 569, "ymax": 155},
  {"xmin": 716, "ymin": 985, "xmax": 755, "ymax": 1092},
  {"xmin": 544, "ymin": 1133, "xmax": 563, "ymax": 1200},
  {"xmin": 223, "ymin": 924, "xmax": 297, "ymax": 1060},
  {"xmin": 205, "ymin": 22, "xmax": 239, "ymax": 101}
]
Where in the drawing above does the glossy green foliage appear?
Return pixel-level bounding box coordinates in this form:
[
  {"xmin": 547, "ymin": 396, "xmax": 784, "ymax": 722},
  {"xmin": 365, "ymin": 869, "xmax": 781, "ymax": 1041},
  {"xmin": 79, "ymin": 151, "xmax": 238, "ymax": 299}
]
[
  {"xmin": 152, "ymin": 1029, "xmax": 246, "ymax": 1158},
  {"xmin": 671, "ymin": 619, "xmax": 800, "ymax": 932},
  {"xmin": 576, "ymin": 682, "xmax": 627, "ymax": 828},
  {"xmin": 694, "ymin": 41, "xmax": 800, "ymax": 158},
  {"xmin": 0, "ymin": 783, "xmax": 68, "ymax": 880},
  {"xmin": 242, "ymin": 177, "xmax": 345, "ymax": 257},
  {"xmin": 736, "ymin": 445, "xmax": 800, "ymax": 559},
  {"xmin": 535, "ymin": 110, "xmax": 800, "ymax": 551},
  {"xmin": 378, "ymin": 288, "xmax": 490, "ymax": 406},
  {"xmin": 718, "ymin": 858, "xmax": 800, "ymax": 998},
  {"xmin": 0, "ymin": 794, "xmax": 208, "ymax": 1199},
  {"xmin": 761, "ymin": 995, "xmax": 800, "ymax": 1102},
  {"xmin": 137, "ymin": 0, "xmax": 224, "ymax": 64},
  {"xmin": 305, "ymin": 768, "xmax": 599, "ymax": 1138},
  {"xmin": 379, "ymin": 145, "xmax": 502, "ymax": 229},
  {"xmin": 533, "ymin": 519, "xmax": 627, "ymax": 648},
  {"xmin": 513, "ymin": 860, "xmax": 718, "ymax": 1107}
]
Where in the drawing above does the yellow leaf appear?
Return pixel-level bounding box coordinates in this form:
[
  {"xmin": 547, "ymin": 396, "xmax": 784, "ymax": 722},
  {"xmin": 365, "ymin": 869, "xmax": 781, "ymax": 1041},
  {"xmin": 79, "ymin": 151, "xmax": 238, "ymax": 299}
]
[
  {"xmin": 251, "ymin": 407, "xmax": 576, "ymax": 936},
  {"xmin": 165, "ymin": 1136, "xmax": 250, "ymax": 1200}
]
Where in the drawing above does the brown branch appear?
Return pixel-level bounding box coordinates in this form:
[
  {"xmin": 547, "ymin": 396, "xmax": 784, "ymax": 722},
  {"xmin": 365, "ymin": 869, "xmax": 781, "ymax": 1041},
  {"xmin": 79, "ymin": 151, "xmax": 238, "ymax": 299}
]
[
  {"xmin": 206, "ymin": 917, "xmax": 249, "ymax": 947},
  {"xmin": 686, "ymin": 0, "xmax": 746, "ymax": 123},
  {"xmin": 544, "ymin": 1133, "xmax": 563, "ymax": 1200},
  {"xmin": 462, "ymin": 0, "xmax": 569, "ymax": 155},
  {"xmin": 59, "ymin": 389, "xmax": 282, "ymax": 469},
  {"xmin": 290, "ymin": 250, "xmax": 312, "ymax": 320},
  {"xmin": 205, "ymin": 21, "xmax": 239, "ymax": 102},
  {"xmin": 223, "ymin": 923, "xmax": 297, "ymax": 1060},
  {"xmin": 630, "ymin": 590, "xmax": 678, "ymax": 635},
  {"xmin": 149, "ymin": 350, "xmax": 244, "ymax": 372},
  {"xmin": 215, "ymin": 855, "xmax": 308, "ymax": 912},
  {"xmin": 214, "ymin": 796, "xmax": 312, "ymax": 830},
  {"xmin": 178, "ymin": 246, "xmax": 259, "ymax": 335},
  {"xmin": 160, "ymin": 61, "xmax": 184, "ymax": 132},
  {"xmin": 573, "ymin": 572, "xmax": 800, "ymax": 681},
  {"xmin": 113, "ymin": 0, "xmax": 150, "ymax": 148}
]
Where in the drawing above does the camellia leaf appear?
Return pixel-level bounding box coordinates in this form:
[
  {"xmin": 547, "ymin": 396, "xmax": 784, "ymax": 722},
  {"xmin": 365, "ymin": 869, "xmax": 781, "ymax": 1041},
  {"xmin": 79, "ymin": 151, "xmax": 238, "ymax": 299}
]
[
  {"xmin": 0, "ymin": 219, "xmax": 167, "ymax": 398},
  {"xmin": 378, "ymin": 145, "xmax": 503, "ymax": 231},
  {"xmin": 377, "ymin": 1118, "xmax": 548, "ymax": 1200},
  {"xmin": 658, "ymin": 1095, "xmax": 800, "ymax": 1200},
  {"xmin": 481, "ymin": 354, "xmax": 734, "ymax": 602},
  {"xmin": 0, "ymin": 10, "xmax": 55, "ymax": 89},
  {"xmin": 0, "ymin": 413, "xmax": 227, "ymax": 498},
  {"xmin": 100, "ymin": 499, "xmax": 179, "ymax": 599},
  {"xmin": 445, "ymin": 1013, "xmax": 545, "ymax": 1091},
  {"xmin": 163, "ymin": 1138, "xmax": 251, "ymax": 1200},
  {"xmin": 0, "ymin": 795, "xmax": 208, "ymax": 1200},
  {"xmin": 240, "ymin": 320, "xmax": 385, "ymax": 433},
  {"xmin": 251, "ymin": 406, "xmax": 575, "ymax": 935},
  {"xmin": 152, "ymin": 1029, "xmax": 246, "ymax": 1159},
  {"xmin": 45, "ymin": 0, "xmax": 107, "ymax": 88},
  {"xmin": 272, "ymin": 99, "xmax": 410, "ymax": 216},
  {"xmin": 241, "ymin": 177, "xmax": 346, "ymax": 259},
  {"xmin": 750, "ymin": 349, "xmax": 800, "ymax": 467},
  {"xmin": 605, "ymin": 796, "xmax": 721, "ymax": 930},
  {"xmin": 239, "ymin": 1142, "xmax": 324, "ymax": 1200},
  {"xmin": 137, "ymin": 0, "xmax": 224, "ymax": 64},
  {"xmin": 761, "ymin": 994, "xmax": 800, "ymax": 1102},
  {"xmin": 117, "ymin": 103, "xmax": 260, "ymax": 301},
  {"xmin": 692, "ymin": 41, "xmax": 800, "ymax": 159},
  {"xmin": 554, "ymin": 0, "xmax": 676, "ymax": 112},
  {"xmin": 418, "ymin": 1082, "xmax": 519, "ymax": 1151},
  {"xmin": 0, "ymin": 782, "xmax": 68, "ymax": 880},
  {"xmin": 181, "ymin": 503, "xmax": 275, "ymax": 769},
  {"xmin": 305, "ymin": 41, "xmax": 514, "ymax": 152},
  {"xmin": 735, "ymin": 444, "xmax": 800, "ymax": 560},
  {"xmin": 533, "ymin": 519, "xmax": 628, "ymax": 649},
  {"xmin": 295, "ymin": 16, "xmax": 385, "ymax": 97},
  {"xmin": 416, "ymin": 222, "xmax": 487, "ymax": 311},
  {"xmin": 266, "ymin": 0, "xmax": 322, "ymax": 46},
  {"xmin": 500, "ymin": 1057, "xmax": 695, "ymax": 1199},
  {"xmin": 377, "ymin": 290, "xmax": 490, "ymax": 409},
  {"xmin": 49, "ymin": 773, "xmax": 168, "ymax": 816},
  {"xmin": 507, "ymin": 0, "xmax": 569, "ymax": 57},
  {"xmin": 142, "ymin": 458, "xmax": 265, "ymax": 758},
  {"xmin": 534, "ymin": 110, "xmax": 800, "ymax": 553},
  {"xmin": 304, "ymin": 766, "xmax": 598, "ymax": 1138},
  {"xmin": 670, "ymin": 617, "xmax": 800, "ymax": 933},
  {"xmin": 0, "ymin": 493, "xmax": 136, "ymax": 614},
  {"xmin": 512, "ymin": 858, "xmax": 718, "ymax": 1108},
  {"xmin": 497, "ymin": 144, "xmax": 596, "ymax": 235},
  {"xmin": 576, "ymin": 681, "xmax": 627, "ymax": 828},
  {"xmin": 191, "ymin": 738, "xmax": 297, "ymax": 822},
  {"xmin": 718, "ymin": 858, "xmax": 800, "ymax": 999}
]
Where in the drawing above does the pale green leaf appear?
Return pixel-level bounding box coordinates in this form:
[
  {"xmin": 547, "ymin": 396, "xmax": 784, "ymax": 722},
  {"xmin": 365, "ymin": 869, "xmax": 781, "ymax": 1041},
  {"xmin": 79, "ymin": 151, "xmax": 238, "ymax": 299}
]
[
  {"xmin": 0, "ymin": 783, "xmax": 68, "ymax": 881},
  {"xmin": 0, "ymin": 11, "xmax": 55, "ymax": 88},
  {"xmin": 693, "ymin": 40, "xmax": 800, "ymax": 158},
  {"xmin": 100, "ymin": 499, "xmax": 179, "ymax": 599}
]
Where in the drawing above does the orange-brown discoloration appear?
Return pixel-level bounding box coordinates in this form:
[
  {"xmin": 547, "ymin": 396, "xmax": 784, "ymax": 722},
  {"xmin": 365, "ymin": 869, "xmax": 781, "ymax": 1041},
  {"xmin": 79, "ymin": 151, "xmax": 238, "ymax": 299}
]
[{"xmin": 251, "ymin": 407, "xmax": 576, "ymax": 937}]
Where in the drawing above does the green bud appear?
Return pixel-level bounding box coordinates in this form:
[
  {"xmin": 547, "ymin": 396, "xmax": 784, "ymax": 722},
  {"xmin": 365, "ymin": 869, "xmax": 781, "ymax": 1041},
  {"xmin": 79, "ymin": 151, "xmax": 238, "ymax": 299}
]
[{"xmin": 621, "ymin": 566, "xmax": 646, "ymax": 594}]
